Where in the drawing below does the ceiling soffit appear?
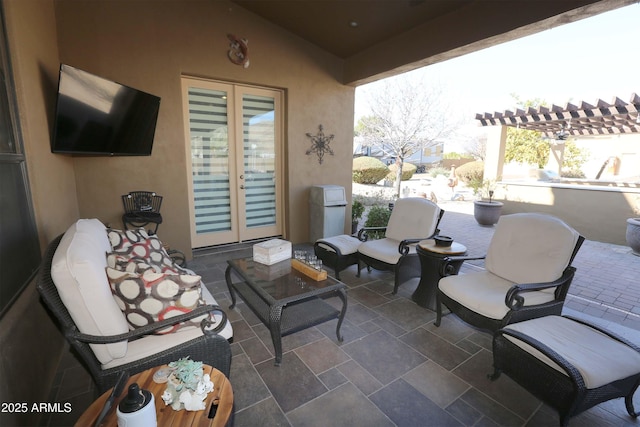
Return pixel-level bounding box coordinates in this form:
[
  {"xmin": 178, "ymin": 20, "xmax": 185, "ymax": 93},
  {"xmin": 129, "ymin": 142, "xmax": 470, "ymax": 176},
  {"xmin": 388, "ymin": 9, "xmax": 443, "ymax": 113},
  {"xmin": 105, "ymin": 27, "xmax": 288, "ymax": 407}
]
[
  {"xmin": 232, "ymin": 0, "xmax": 472, "ymax": 59},
  {"xmin": 231, "ymin": 0, "xmax": 634, "ymax": 85}
]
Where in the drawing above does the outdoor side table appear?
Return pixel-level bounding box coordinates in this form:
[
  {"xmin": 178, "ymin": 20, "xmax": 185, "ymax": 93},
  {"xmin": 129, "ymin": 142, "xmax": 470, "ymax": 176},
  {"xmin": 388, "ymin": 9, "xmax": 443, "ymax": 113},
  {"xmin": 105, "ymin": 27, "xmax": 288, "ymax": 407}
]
[
  {"xmin": 75, "ymin": 364, "xmax": 233, "ymax": 427},
  {"xmin": 414, "ymin": 239, "xmax": 467, "ymax": 310}
]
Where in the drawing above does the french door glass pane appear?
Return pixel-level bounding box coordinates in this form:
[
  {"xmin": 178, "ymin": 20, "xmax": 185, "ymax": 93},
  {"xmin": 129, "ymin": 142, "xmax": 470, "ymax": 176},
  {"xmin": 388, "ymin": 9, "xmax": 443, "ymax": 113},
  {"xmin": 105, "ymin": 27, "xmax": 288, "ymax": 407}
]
[
  {"xmin": 187, "ymin": 87, "xmax": 232, "ymax": 234},
  {"xmin": 242, "ymin": 94, "xmax": 276, "ymax": 228}
]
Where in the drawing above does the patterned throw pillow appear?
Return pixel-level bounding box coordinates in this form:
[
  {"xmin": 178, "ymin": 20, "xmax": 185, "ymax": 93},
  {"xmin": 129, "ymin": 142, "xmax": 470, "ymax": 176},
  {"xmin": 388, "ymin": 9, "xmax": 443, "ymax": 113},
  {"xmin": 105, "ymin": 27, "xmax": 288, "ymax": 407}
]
[
  {"xmin": 107, "ymin": 228, "xmax": 150, "ymax": 251},
  {"xmin": 106, "ymin": 253, "xmax": 181, "ymax": 275},
  {"xmin": 106, "ymin": 228, "xmax": 185, "ymax": 273},
  {"xmin": 106, "ymin": 267, "xmax": 209, "ymax": 334}
]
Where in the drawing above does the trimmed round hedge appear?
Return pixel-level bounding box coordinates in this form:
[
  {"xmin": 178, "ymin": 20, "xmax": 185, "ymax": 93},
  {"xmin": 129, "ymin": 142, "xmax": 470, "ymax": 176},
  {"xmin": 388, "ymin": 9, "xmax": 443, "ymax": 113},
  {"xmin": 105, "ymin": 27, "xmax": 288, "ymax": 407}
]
[
  {"xmin": 455, "ymin": 161, "xmax": 484, "ymax": 186},
  {"xmin": 353, "ymin": 157, "xmax": 389, "ymax": 184},
  {"xmin": 386, "ymin": 162, "xmax": 417, "ymax": 182}
]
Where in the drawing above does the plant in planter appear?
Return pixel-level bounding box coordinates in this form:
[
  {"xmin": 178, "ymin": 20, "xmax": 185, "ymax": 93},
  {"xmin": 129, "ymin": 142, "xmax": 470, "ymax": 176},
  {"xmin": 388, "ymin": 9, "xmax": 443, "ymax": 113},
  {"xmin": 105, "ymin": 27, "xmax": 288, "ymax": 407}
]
[
  {"xmin": 626, "ymin": 200, "xmax": 640, "ymax": 256},
  {"xmin": 161, "ymin": 357, "xmax": 214, "ymax": 411},
  {"xmin": 351, "ymin": 199, "xmax": 365, "ymax": 234},
  {"xmin": 473, "ymin": 180, "xmax": 504, "ymax": 226},
  {"xmin": 626, "ymin": 218, "xmax": 640, "ymax": 256}
]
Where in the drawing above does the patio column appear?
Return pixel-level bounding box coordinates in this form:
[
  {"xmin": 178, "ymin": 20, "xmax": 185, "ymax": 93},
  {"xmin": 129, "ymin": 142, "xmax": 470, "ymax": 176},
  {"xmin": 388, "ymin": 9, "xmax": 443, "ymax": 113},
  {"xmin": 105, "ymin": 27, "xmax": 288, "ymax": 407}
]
[
  {"xmin": 545, "ymin": 141, "xmax": 565, "ymax": 175},
  {"xmin": 484, "ymin": 125, "xmax": 507, "ymax": 181}
]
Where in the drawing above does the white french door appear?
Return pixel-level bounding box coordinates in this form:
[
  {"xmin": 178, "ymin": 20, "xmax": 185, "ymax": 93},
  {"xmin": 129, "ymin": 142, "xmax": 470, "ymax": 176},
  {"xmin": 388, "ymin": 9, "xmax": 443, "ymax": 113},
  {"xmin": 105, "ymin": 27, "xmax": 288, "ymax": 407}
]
[{"xmin": 182, "ymin": 78, "xmax": 284, "ymax": 248}]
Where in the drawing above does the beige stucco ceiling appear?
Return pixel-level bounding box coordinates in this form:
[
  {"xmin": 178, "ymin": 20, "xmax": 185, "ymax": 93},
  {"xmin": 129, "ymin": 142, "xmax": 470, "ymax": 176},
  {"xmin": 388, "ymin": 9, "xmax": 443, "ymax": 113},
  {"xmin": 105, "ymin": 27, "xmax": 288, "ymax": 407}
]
[{"xmin": 232, "ymin": 0, "xmax": 635, "ymax": 86}]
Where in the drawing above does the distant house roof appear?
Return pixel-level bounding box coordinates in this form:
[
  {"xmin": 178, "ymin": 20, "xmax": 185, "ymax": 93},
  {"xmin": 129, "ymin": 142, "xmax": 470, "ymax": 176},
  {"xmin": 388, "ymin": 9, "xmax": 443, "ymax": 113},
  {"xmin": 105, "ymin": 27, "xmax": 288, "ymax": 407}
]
[{"xmin": 475, "ymin": 93, "xmax": 640, "ymax": 139}]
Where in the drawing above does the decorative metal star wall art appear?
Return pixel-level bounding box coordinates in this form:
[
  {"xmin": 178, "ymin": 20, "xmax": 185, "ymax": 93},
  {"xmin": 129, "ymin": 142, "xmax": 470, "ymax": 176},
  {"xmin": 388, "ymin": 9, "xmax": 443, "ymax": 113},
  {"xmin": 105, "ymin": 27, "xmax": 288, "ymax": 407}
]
[{"xmin": 305, "ymin": 124, "xmax": 334, "ymax": 164}]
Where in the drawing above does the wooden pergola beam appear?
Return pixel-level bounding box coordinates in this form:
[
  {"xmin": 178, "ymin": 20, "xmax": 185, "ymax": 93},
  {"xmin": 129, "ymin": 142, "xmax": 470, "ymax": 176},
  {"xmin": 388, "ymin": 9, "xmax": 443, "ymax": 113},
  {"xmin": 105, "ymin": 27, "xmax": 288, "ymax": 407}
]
[{"xmin": 476, "ymin": 93, "xmax": 640, "ymax": 137}]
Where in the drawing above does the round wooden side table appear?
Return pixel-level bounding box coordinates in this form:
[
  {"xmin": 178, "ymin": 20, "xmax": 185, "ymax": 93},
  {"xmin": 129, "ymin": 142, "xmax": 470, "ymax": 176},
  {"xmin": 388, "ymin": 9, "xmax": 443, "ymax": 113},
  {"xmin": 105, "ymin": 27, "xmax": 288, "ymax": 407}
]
[
  {"xmin": 413, "ymin": 239, "xmax": 467, "ymax": 310},
  {"xmin": 75, "ymin": 364, "xmax": 233, "ymax": 427}
]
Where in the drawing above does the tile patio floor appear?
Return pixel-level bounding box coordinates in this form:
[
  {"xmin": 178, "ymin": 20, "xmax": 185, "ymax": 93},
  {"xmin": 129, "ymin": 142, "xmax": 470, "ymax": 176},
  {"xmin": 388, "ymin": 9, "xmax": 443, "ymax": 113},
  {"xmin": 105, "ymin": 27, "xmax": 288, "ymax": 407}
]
[{"xmin": 44, "ymin": 202, "xmax": 640, "ymax": 426}]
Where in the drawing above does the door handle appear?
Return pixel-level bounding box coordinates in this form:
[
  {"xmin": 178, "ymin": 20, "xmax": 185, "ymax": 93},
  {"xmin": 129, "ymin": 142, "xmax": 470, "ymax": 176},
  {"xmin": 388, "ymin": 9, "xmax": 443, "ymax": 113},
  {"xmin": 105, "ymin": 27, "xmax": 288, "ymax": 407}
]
[{"xmin": 240, "ymin": 185, "xmax": 245, "ymax": 189}]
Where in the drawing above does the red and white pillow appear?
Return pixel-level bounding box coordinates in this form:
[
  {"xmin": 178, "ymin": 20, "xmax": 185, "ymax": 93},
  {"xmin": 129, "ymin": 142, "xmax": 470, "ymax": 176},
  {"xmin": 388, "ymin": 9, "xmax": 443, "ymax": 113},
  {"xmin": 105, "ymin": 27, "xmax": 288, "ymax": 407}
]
[
  {"xmin": 106, "ymin": 267, "xmax": 209, "ymax": 334},
  {"xmin": 108, "ymin": 229, "xmax": 175, "ymax": 266},
  {"xmin": 105, "ymin": 228, "xmax": 206, "ymax": 334}
]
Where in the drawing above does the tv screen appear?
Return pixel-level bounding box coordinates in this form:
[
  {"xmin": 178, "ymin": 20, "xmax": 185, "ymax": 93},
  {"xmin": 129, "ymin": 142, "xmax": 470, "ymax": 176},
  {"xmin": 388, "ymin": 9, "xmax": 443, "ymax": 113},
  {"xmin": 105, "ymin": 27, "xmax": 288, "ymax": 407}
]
[{"xmin": 51, "ymin": 64, "xmax": 160, "ymax": 156}]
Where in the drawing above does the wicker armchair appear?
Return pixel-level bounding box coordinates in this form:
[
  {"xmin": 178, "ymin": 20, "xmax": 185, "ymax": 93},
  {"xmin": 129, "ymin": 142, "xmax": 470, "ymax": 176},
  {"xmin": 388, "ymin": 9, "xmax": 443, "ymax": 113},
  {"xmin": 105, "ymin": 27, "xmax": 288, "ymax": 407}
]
[
  {"xmin": 37, "ymin": 235, "xmax": 232, "ymax": 394},
  {"xmin": 435, "ymin": 213, "xmax": 584, "ymax": 333},
  {"xmin": 121, "ymin": 191, "xmax": 163, "ymax": 234},
  {"xmin": 357, "ymin": 198, "xmax": 444, "ymax": 294}
]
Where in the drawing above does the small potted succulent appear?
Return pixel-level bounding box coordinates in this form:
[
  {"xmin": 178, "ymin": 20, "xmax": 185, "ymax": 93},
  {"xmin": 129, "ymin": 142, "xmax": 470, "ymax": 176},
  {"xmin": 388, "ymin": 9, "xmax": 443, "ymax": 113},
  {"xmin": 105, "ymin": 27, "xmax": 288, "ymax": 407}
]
[
  {"xmin": 161, "ymin": 357, "xmax": 214, "ymax": 412},
  {"xmin": 351, "ymin": 199, "xmax": 365, "ymax": 234}
]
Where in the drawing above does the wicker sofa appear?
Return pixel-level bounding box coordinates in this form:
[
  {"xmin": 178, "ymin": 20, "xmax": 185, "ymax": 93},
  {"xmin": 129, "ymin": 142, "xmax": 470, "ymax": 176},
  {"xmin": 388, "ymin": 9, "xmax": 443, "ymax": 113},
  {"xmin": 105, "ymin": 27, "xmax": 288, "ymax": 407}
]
[{"xmin": 37, "ymin": 218, "xmax": 232, "ymax": 393}]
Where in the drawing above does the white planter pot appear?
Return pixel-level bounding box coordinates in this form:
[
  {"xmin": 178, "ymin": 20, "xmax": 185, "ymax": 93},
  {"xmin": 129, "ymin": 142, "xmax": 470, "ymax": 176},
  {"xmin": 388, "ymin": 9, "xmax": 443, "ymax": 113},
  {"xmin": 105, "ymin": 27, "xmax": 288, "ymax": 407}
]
[
  {"xmin": 473, "ymin": 200, "xmax": 504, "ymax": 226},
  {"xmin": 626, "ymin": 218, "xmax": 640, "ymax": 256}
]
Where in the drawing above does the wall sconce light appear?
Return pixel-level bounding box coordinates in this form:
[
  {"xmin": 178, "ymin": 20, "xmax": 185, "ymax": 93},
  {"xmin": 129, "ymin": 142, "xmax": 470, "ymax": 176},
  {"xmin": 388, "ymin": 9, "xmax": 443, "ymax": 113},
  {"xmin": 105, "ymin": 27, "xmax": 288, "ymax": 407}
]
[{"xmin": 305, "ymin": 124, "xmax": 334, "ymax": 164}]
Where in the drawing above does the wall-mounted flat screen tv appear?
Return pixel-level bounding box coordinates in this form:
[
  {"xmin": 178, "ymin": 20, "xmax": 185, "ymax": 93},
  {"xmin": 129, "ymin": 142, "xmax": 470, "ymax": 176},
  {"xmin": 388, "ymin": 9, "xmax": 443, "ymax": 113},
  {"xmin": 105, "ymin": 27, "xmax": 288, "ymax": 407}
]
[{"xmin": 51, "ymin": 64, "xmax": 161, "ymax": 156}]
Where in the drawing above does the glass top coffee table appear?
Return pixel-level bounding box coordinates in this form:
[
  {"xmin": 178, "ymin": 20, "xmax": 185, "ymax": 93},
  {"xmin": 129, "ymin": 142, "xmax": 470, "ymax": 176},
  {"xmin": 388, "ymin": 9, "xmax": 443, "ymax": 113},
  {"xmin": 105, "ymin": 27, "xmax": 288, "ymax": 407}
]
[{"xmin": 225, "ymin": 257, "xmax": 348, "ymax": 366}]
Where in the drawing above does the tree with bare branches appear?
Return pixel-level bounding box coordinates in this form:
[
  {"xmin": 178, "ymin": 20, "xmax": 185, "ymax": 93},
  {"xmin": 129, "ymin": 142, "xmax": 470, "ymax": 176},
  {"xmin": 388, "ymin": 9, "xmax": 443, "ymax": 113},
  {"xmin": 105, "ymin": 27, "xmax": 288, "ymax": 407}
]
[{"xmin": 356, "ymin": 75, "xmax": 460, "ymax": 197}]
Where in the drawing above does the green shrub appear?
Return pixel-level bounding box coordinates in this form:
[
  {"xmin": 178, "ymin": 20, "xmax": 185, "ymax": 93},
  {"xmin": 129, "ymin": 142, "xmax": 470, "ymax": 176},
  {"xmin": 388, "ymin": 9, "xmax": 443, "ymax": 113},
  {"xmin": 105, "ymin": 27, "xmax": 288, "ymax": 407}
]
[
  {"xmin": 455, "ymin": 161, "xmax": 484, "ymax": 193},
  {"xmin": 351, "ymin": 199, "xmax": 365, "ymax": 221},
  {"xmin": 352, "ymin": 156, "xmax": 390, "ymax": 184},
  {"xmin": 364, "ymin": 205, "xmax": 392, "ymax": 240},
  {"xmin": 561, "ymin": 168, "xmax": 586, "ymax": 178},
  {"xmin": 386, "ymin": 162, "xmax": 417, "ymax": 181},
  {"xmin": 427, "ymin": 166, "xmax": 449, "ymax": 178},
  {"xmin": 355, "ymin": 189, "xmax": 395, "ymax": 206}
]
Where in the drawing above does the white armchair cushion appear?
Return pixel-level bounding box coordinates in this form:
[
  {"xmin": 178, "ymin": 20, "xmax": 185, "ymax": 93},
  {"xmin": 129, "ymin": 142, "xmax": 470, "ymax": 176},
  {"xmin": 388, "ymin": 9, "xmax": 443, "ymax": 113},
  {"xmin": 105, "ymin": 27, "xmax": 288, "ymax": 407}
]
[
  {"xmin": 504, "ymin": 316, "xmax": 640, "ymax": 389},
  {"xmin": 438, "ymin": 270, "xmax": 555, "ymax": 320},
  {"xmin": 386, "ymin": 198, "xmax": 440, "ymax": 242},
  {"xmin": 358, "ymin": 238, "xmax": 415, "ymax": 265},
  {"xmin": 51, "ymin": 219, "xmax": 129, "ymax": 364},
  {"xmin": 486, "ymin": 213, "xmax": 580, "ymax": 285}
]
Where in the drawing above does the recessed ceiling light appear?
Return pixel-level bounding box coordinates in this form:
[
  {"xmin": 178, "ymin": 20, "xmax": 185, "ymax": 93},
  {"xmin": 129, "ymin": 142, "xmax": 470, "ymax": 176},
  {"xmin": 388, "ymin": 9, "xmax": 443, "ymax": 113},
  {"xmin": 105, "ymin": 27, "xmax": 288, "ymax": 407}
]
[{"xmin": 349, "ymin": 21, "xmax": 359, "ymax": 28}]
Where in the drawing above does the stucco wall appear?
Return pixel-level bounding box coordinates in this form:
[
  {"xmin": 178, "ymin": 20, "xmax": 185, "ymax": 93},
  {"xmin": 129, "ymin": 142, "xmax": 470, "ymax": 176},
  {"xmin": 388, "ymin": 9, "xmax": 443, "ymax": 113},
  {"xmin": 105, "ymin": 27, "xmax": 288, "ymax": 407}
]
[
  {"xmin": 54, "ymin": 0, "xmax": 356, "ymax": 257},
  {"xmin": 501, "ymin": 182, "xmax": 640, "ymax": 245},
  {"xmin": 1, "ymin": 1, "xmax": 75, "ymax": 425},
  {"xmin": 5, "ymin": 0, "xmax": 79, "ymax": 246}
]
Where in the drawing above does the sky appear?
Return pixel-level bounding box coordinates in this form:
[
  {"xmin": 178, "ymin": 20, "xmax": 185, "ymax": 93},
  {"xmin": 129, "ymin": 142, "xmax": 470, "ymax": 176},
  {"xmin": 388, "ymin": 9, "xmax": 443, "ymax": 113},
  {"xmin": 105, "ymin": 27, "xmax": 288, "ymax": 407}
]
[{"xmin": 355, "ymin": 3, "xmax": 640, "ymax": 125}]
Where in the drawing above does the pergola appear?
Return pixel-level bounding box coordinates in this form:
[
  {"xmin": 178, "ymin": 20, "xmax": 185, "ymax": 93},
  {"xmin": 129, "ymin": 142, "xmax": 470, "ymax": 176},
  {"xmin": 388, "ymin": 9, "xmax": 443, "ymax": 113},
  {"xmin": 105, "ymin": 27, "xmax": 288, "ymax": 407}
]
[{"xmin": 476, "ymin": 93, "xmax": 640, "ymax": 139}]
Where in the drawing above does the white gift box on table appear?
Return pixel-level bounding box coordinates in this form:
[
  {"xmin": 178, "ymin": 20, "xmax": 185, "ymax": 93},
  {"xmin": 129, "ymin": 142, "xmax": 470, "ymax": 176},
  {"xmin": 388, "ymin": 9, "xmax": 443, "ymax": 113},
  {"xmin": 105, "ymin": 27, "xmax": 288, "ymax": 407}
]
[{"xmin": 253, "ymin": 239, "xmax": 292, "ymax": 265}]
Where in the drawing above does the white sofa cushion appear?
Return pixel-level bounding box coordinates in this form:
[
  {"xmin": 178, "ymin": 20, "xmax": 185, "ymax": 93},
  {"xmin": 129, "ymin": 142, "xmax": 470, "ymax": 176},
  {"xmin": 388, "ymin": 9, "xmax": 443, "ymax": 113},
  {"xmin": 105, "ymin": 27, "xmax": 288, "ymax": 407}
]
[
  {"xmin": 504, "ymin": 316, "xmax": 640, "ymax": 389},
  {"xmin": 50, "ymin": 219, "xmax": 129, "ymax": 364},
  {"xmin": 386, "ymin": 198, "xmax": 440, "ymax": 242},
  {"xmin": 438, "ymin": 270, "xmax": 555, "ymax": 320},
  {"xmin": 486, "ymin": 213, "xmax": 579, "ymax": 285}
]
